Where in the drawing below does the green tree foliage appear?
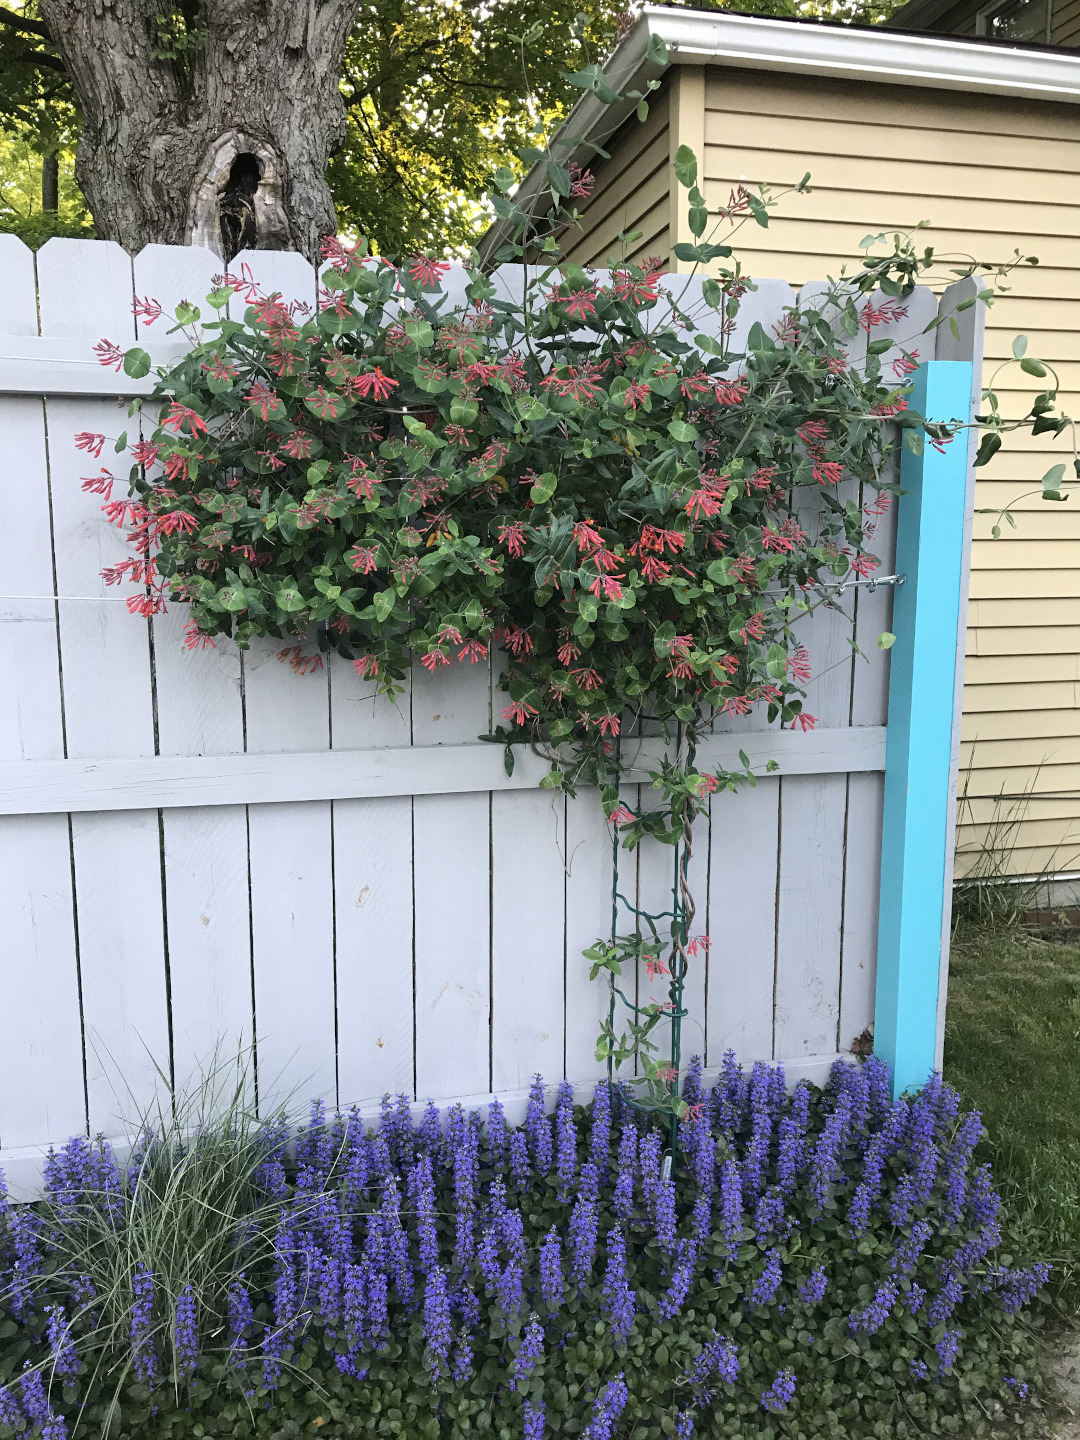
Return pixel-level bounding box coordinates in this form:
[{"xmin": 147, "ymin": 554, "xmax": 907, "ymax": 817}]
[
  {"xmin": 0, "ymin": 0, "xmax": 91, "ymax": 245},
  {"xmin": 0, "ymin": 0, "xmax": 907, "ymax": 256}
]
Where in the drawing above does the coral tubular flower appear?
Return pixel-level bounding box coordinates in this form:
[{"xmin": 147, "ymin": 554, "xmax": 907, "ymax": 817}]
[
  {"xmin": 502, "ymin": 700, "xmax": 538, "ymax": 726},
  {"xmin": 354, "ymin": 367, "xmax": 399, "ymax": 400}
]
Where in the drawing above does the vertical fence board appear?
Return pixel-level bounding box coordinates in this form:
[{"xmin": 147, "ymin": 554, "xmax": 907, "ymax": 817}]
[
  {"xmin": 0, "ymin": 248, "xmax": 85, "ymax": 1168},
  {"xmin": 244, "ymin": 640, "xmax": 335, "ymax": 1111},
  {"xmin": 134, "ymin": 243, "xmax": 255, "ymax": 1087},
  {"xmin": 563, "ymin": 794, "xmax": 613, "ymax": 1086},
  {"xmin": 412, "ymin": 663, "xmax": 492, "ymax": 1098},
  {"xmin": 774, "ymin": 773, "xmax": 846, "ymax": 1058},
  {"xmin": 331, "ymin": 659, "xmax": 415, "ymax": 1104},
  {"xmin": 706, "ymin": 781, "xmax": 779, "ymax": 1064},
  {"xmin": 37, "ymin": 239, "xmax": 171, "ymax": 1132},
  {"xmin": 491, "ymin": 788, "xmax": 566, "ymax": 1090}
]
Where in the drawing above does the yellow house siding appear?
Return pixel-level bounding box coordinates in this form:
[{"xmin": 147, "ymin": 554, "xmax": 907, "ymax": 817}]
[
  {"xmin": 913, "ymin": 0, "xmax": 1080, "ymax": 42},
  {"xmin": 692, "ymin": 66, "xmax": 1080, "ymax": 879},
  {"xmin": 562, "ymin": 86, "xmax": 671, "ymax": 270}
]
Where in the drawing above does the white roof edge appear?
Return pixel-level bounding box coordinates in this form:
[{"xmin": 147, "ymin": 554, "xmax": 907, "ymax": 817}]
[
  {"xmin": 478, "ymin": 5, "xmax": 1080, "ymax": 261},
  {"xmin": 643, "ymin": 5, "xmax": 1080, "ymax": 101}
]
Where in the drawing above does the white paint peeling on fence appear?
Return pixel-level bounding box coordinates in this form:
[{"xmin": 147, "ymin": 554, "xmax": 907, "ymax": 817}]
[{"xmin": 0, "ymin": 236, "xmax": 965, "ymax": 1194}]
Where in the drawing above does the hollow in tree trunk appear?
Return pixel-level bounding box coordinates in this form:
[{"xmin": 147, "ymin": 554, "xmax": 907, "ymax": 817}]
[{"xmin": 36, "ymin": 0, "xmax": 360, "ymax": 261}]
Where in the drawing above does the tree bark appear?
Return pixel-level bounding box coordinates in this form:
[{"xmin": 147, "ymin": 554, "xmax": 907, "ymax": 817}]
[
  {"xmin": 36, "ymin": 0, "xmax": 360, "ymax": 261},
  {"xmin": 42, "ymin": 153, "xmax": 59, "ymax": 212}
]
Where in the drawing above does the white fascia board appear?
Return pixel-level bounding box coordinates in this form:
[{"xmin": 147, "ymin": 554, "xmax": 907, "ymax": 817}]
[
  {"xmin": 479, "ymin": 5, "xmax": 1080, "ymax": 261},
  {"xmin": 643, "ymin": 5, "xmax": 1080, "ymax": 103}
]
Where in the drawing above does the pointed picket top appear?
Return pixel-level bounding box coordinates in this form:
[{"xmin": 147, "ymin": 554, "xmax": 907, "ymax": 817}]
[
  {"xmin": 132, "ymin": 244, "xmax": 223, "ymax": 338},
  {"xmin": 36, "ymin": 238, "xmax": 135, "ymax": 341},
  {"xmin": 230, "ymin": 247, "xmax": 318, "ymax": 313},
  {"xmin": 0, "ymin": 235, "xmax": 37, "ymax": 336},
  {"xmin": 798, "ymin": 280, "xmax": 869, "ymax": 371}
]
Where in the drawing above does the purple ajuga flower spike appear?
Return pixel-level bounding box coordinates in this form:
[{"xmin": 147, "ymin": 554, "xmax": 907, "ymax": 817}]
[
  {"xmin": 712, "ymin": 1051, "xmax": 747, "ymax": 1136},
  {"xmin": 927, "ymin": 1268, "xmax": 964, "ymax": 1326},
  {"xmin": 612, "ymin": 1123, "xmax": 636, "ymax": 1223},
  {"xmin": 687, "ymin": 1114, "xmax": 715, "ymax": 1194},
  {"xmin": 943, "ymin": 1111, "xmax": 983, "ymax": 1227},
  {"xmin": 718, "ymin": 1159, "xmax": 743, "ymax": 1262},
  {"xmin": 9, "ymin": 1206, "xmax": 43, "ymax": 1318},
  {"xmin": 799, "ymin": 1267, "xmax": 827, "ymax": 1307},
  {"xmin": 935, "ymin": 1328, "xmax": 961, "ymax": 1375},
  {"xmin": 261, "ymin": 1322, "xmax": 283, "ymax": 1391},
  {"xmin": 910, "ymin": 1357, "xmax": 929, "ymax": 1381},
  {"xmin": 364, "ymin": 1261, "xmax": 389, "ymax": 1344},
  {"xmin": 740, "ymin": 1063, "xmax": 776, "ymax": 1201},
  {"xmin": 659, "ymin": 1238, "xmax": 698, "ymax": 1321},
  {"xmin": 369, "ymin": 1133, "xmax": 394, "ymax": 1184},
  {"xmin": 477, "ymin": 1225, "xmax": 502, "ymax": 1298},
  {"xmin": 20, "ymin": 1367, "xmax": 50, "ymax": 1427},
  {"xmin": 891, "ymin": 1082, "xmax": 947, "ymax": 1226},
  {"xmin": 890, "ymin": 1218, "xmax": 932, "ymax": 1279},
  {"xmin": 760, "ymin": 1368, "xmax": 796, "ymax": 1413},
  {"xmin": 808, "ymin": 1093, "xmax": 852, "ymax": 1216},
  {"xmin": 498, "ymin": 1256, "xmax": 524, "ymax": 1322},
  {"xmin": 569, "ymin": 1164, "xmax": 600, "ymax": 1286},
  {"xmin": 523, "ymin": 1399, "xmax": 546, "ymax": 1439},
  {"xmin": 46, "ymin": 1306, "xmax": 78, "ymax": 1383},
  {"xmin": 452, "ymin": 1124, "xmax": 480, "ymax": 1271},
  {"xmin": 587, "ymin": 1373, "xmax": 629, "ymax": 1440},
  {"xmin": 443, "ymin": 1105, "xmax": 466, "ymax": 1167},
  {"xmin": 511, "ymin": 1313, "xmax": 545, "ymax": 1390},
  {"xmin": 906, "ymin": 1282, "xmax": 927, "ymax": 1315},
  {"xmin": 343, "ymin": 1110, "xmax": 370, "ymax": 1202},
  {"xmin": 487, "ymin": 1098, "xmax": 507, "ymax": 1168},
  {"xmin": 752, "ymin": 1186, "xmax": 786, "ymax": 1243},
  {"xmin": 864, "ymin": 1056, "xmax": 892, "ymax": 1122},
  {"xmin": 682, "ymin": 1055, "xmax": 704, "ymax": 1109},
  {"xmin": 653, "ymin": 1166, "xmax": 678, "ymax": 1255},
  {"xmin": 1005, "ymin": 1376, "xmax": 1030, "ymax": 1399},
  {"xmin": 227, "ymin": 1279, "xmax": 254, "ymax": 1366},
  {"xmin": 423, "ymin": 1266, "xmax": 452, "ymax": 1382},
  {"xmin": 996, "ymin": 1262, "xmax": 1051, "ymax": 1314},
  {"xmin": 130, "ymin": 1262, "xmax": 158, "ymax": 1386},
  {"xmin": 0, "ymin": 1384, "xmax": 20, "ymax": 1429},
  {"xmin": 686, "ymin": 1331, "xmax": 740, "ymax": 1403},
  {"xmin": 674, "ymin": 1415, "xmax": 694, "ymax": 1439},
  {"xmin": 379, "ymin": 1176, "xmax": 415, "ymax": 1307},
  {"xmin": 601, "ymin": 1227, "xmax": 635, "ymax": 1341},
  {"xmin": 848, "ymin": 1279, "xmax": 897, "ymax": 1335},
  {"xmin": 525, "ymin": 1077, "xmax": 553, "ymax": 1177},
  {"xmin": 775, "ymin": 1086, "xmax": 809, "ymax": 1196},
  {"xmin": 173, "ymin": 1285, "xmax": 198, "ymax": 1380},
  {"xmin": 846, "ymin": 1098, "xmax": 909, "ymax": 1235},
  {"xmin": 540, "ymin": 1227, "xmax": 564, "ymax": 1309},
  {"xmin": 509, "ymin": 1130, "xmax": 531, "ymax": 1189},
  {"xmin": 749, "ymin": 1248, "xmax": 782, "ymax": 1309},
  {"xmin": 590, "ymin": 1082, "xmax": 612, "ymax": 1183},
  {"xmin": 419, "ymin": 1100, "xmax": 442, "ymax": 1159},
  {"xmin": 555, "ymin": 1080, "xmax": 577, "ymax": 1201},
  {"xmin": 409, "ymin": 1155, "xmax": 441, "ymax": 1276}
]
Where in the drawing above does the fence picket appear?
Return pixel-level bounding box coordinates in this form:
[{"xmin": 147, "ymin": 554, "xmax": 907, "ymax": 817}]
[
  {"xmin": 131, "ymin": 243, "xmax": 256, "ymax": 1086},
  {"xmin": 412, "ymin": 662, "xmax": 492, "ymax": 1098},
  {"xmin": 491, "ymin": 788, "xmax": 567, "ymax": 1091},
  {"xmin": 35, "ymin": 239, "xmax": 171, "ymax": 1134},
  {"xmin": 0, "ymin": 245, "xmax": 85, "ymax": 1179},
  {"xmin": 706, "ymin": 780, "xmax": 779, "ymax": 1063}
]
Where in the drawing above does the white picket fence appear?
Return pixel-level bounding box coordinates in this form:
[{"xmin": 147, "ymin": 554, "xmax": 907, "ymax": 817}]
[{"xmin": 0, "ymin": 236, "xmax": 975, "ymax": 1195}]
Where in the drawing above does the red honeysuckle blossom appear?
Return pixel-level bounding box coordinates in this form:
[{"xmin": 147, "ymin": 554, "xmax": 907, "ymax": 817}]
[
  {"xmin": 75, "ymin": 432, "xmax": 105, "ymax": 458},
  {"xmin": 794, "ymin": 712, "xmax": 818, "ymax": 732},
  {"xmin": 606, "ymin": 804, "xmax": 636, "ymax": 828},
  {"xmin": 458, "ymin": 640, "xmax": 488, "ymax": 664},
  {"xmin": 183, "ymin": 621, "xmax": 216, "ymax": 651},
  {"xmin": 644, "ymin": 956, "xmax": 670, "ymax": 980},
  {"xmin": 354, "ymin": 655, "xmax": 379, "ymax": 679},
  {"xmin": 502, "ymin": 700, "xmax": 538, "ymax": 726},
  {"xmin": 408, "ymin": 256, "xmax": 452, "ymax": 287},
  {"xmin": 353, "ymin": 367, "xmax": 398, "ymax": 400},
  {"xmin": 497, "ymin": 522, "xmax": 526, "ymax": 557},
  {"xmin": 81, "ymin": 471, "xmax": 114, "ymax": 499},
  {"xmin": 94, "ymin": 339, "xmax": 125, "ymax": 371},
  {"xmin": 132, "ymin": 296, "xmax": 163, "ymax": 326}
]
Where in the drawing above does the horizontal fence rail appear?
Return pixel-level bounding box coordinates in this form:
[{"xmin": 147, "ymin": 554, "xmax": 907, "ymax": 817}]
[{"xmin": 0, "ymin": 235, "xmax": 979, "ymax": 1195}]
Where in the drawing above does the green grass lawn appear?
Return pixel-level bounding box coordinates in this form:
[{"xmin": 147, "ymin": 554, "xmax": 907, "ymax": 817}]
[{"xmin": 945, "ymin": 922, "xmax": 1080, "ymax": 1315}]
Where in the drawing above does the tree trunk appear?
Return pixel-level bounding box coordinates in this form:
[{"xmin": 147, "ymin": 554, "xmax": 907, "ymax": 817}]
[
  {"xmin": 36, "ymin": 0, "xmax": 360, "ymax": 261},
  {"xmin": 42, "ymin": 153, "xmax": 59, "ymax": 212}
]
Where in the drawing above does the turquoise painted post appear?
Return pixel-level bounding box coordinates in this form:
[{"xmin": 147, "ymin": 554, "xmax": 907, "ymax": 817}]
[{"xmin": 875, "ymin": 360, "xmax": 974, "ymax": 1098}]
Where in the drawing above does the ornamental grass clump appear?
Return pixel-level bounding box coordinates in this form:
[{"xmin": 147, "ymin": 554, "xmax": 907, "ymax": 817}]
[{"xmin": 0, "ymin": 1059, "xmax": 1051, "ymax": 1439}]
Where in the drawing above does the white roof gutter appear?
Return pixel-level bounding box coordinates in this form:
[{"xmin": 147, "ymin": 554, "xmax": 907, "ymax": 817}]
[{"xmin": 479, "ymin": 4, "xmax": 1080, "ymax": 262}]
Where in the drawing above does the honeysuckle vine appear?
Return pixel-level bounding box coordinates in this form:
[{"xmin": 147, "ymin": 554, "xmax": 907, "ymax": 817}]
[{"xmin": 76, "ymin": 59, "xmax": 1073, "ymax": 1132}]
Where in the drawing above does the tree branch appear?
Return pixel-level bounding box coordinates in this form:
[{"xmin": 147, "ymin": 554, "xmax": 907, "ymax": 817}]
[{"xmin": 0, "ymin": 6, "xmax": 52, "ymax": 39}]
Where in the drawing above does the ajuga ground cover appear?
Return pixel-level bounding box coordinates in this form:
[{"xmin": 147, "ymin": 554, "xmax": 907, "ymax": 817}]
[{"xmin": 0, "ymin": 1057, "xmax": 1051, "ymax": 1440}]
